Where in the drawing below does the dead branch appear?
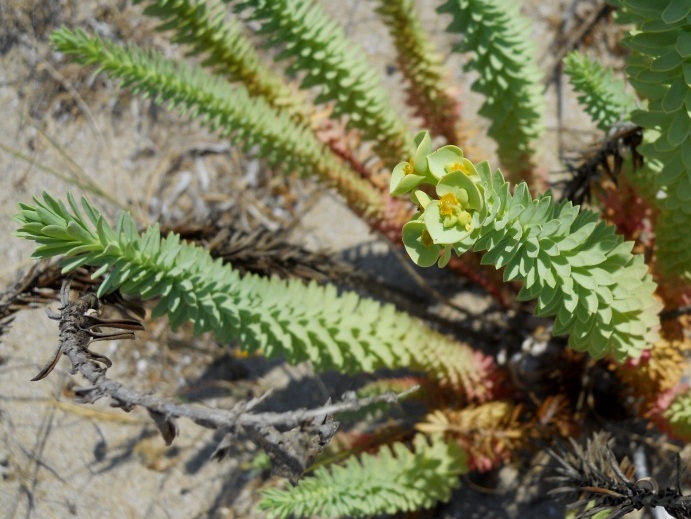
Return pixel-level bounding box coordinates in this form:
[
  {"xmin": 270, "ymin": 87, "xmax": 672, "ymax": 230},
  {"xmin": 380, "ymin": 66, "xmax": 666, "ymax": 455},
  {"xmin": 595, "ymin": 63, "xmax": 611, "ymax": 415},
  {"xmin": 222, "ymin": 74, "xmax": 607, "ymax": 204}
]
[
  {"xmin": 35, "ymin": 280, "xmax": 417, "ymax": 478},
  {"xmin": 560, "ymin": 124, "xmax": 643, "ymax": 205},
  {"xmin": 548, "ymin": 432, "xmax": 691, "ymax": 519}
]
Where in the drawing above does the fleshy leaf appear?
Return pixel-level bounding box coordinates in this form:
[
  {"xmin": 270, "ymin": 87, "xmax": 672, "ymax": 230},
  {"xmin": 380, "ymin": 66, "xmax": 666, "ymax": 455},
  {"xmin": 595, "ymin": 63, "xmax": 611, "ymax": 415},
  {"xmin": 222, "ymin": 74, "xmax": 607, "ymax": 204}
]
[{"xmin": 391, "ymin": 142, "xmax": 661, "ymax": 361}]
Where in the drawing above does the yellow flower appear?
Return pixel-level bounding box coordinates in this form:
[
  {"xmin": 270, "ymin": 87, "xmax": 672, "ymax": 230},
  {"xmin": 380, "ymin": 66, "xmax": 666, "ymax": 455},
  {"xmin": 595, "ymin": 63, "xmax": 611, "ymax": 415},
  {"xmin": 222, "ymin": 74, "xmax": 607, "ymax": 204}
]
[
  {"xmin": 445, "ymin": 161, "xmax": 470, "ymax": 175},
  {"xmin": 439, "ymin": 193, "xmax": 458, "ymax": 216},
  {"xmin": 403, "ymin": 160, "xmax": 415, "ymax": 175},
  {"xmin": 438, "ymin": 191, "xmax": 473, "ymax": 231}
]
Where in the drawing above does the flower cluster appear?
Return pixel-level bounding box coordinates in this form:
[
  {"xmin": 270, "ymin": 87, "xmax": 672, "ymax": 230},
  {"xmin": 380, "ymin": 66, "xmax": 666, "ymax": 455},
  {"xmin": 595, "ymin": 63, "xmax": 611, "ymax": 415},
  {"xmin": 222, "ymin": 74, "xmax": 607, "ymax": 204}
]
[{"xmin": 391, "ymin": 132, "xmax": 485, "ymax": 268}]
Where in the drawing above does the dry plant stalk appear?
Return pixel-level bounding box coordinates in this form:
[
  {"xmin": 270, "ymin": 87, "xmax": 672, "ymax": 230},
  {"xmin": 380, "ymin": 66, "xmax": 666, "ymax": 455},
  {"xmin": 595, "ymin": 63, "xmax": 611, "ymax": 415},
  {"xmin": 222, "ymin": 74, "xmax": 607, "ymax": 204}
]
[
  {"xmin": 33, "ymin": 279, "xmax": 418, "ymax": 482},
  {"xmin": 549, "ymin": 432, "xmax": 691, "ymax": 519}
]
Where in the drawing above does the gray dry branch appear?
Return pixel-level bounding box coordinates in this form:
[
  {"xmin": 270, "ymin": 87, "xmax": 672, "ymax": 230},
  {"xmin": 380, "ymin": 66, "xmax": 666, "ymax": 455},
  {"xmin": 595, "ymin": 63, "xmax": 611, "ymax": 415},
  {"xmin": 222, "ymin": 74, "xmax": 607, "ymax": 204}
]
[{"xmin": 34, "ymin": 279, "xmax": 417, "ymax": 481}]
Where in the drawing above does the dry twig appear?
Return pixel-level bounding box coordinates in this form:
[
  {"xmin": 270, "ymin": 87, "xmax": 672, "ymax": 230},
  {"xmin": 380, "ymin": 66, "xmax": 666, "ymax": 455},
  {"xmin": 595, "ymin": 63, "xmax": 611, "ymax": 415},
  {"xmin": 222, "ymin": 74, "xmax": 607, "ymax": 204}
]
[
  {"xmin": 549, "ymin": 432, "xmax": 691, "ymax": 518},
  {"xmin": 33, "ymin": 280, "xmax": 418, "ymax": 481},
  {"xmin": 560, "ymin": 124, "xmax": 643, "ymax": 206}
]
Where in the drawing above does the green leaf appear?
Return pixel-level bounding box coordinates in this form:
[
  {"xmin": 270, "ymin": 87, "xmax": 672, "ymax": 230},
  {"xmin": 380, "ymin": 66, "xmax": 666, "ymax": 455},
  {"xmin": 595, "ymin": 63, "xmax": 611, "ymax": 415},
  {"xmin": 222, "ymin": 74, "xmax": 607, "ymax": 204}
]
[
  {"xmin": 663, "ymin": 0, "xmax": 691, "ymax": 24},
  {"xmin": 40, "ymin": 224, "xmax": 74, "ymax": 241},
  {"xmin": 563, "ymin": 51, "xmax": 636, "ymax": 131},
  {"xmin": 662, "ymin": 78, "xmax": 688, "ymax": 112},
  {"xmin": 66, "ymin": 220, "xmax": 96, "ymax": 243}
]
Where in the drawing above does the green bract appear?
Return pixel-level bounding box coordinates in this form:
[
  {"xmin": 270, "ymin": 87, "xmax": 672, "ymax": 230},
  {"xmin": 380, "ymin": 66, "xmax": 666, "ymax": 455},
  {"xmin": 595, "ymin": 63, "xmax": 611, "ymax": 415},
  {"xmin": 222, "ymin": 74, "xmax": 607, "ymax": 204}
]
[
  {"xmin": 426, "ymin": 145, "xmax": 480, "ymax": 183},
  {"xmin": 402, "ymin": 218, "xmax": 442, "ymax": 268},
  {"xmin": 428, "ymin": 145, "xmax": 462, "ymax": 178},
  {"xmin": 411, "ymin": 189, "xmax": 433, "ymax": 210},
  {"xmin": 390, "ymin": 162, "xmax": 427, "ymax": 196},
  {"xmin": 401, "ymin": 135, "xmax": 487, "ymax": 247},
  {"xmin": 389, "ymin": 132, "xmax": 432, "ymax": 196},
  {"xmin": 391, "ymin": 132, "xmax": 662, "ymax": 362},
  {"xmin": 413, "ymin": 130, "xmax": 433, "ymax": 173},
  {"xmin": 437, "ymin": 171, "xmax": 483, "ymax": 211},
  {"xmin": 390, "ymin": 131, "xmax": 433, "ymax": 195}
]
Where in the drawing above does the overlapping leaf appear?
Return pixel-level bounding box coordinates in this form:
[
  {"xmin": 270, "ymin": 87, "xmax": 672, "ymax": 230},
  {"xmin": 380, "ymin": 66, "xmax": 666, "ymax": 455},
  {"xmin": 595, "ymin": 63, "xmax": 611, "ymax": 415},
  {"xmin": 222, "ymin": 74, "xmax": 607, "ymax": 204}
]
[
  {"xmin": 134, "ymin": 0, "xmax": 310, "ymax": 121},
  {"xmin": 373, "ymin": 0, "xmax": 461, "ymax": 144},
  {"xmin": 618, "ymin": 0, "xmax": 691, "ymax": 281},
  {"xmin": 439, "ymin": 0, "xmax": 544, "ymax": 181},
  {"xmin": 14, "ymin": 192, "xmax": 493, "ymax": 392},
  {"xmin": 231, "ymin": 0, "xmax": 413, "ymax": 166},
  {"xmin": 665, "ymin": 389, "xmax": 691, "ymax": 439},
  {"xmin": 563, "ymin": 51, "xmax": 637, "ymax": 132},
  {"xmin": 391, "ymin": 133, "xmax": 661, "ymax": 361},
  {"xmin": 258, "ymin": 434, "xmax": 466, "ymax": 518},
  {"xmin": 50, "ymin": 27, "xmax": 385, "ymax": 220}
]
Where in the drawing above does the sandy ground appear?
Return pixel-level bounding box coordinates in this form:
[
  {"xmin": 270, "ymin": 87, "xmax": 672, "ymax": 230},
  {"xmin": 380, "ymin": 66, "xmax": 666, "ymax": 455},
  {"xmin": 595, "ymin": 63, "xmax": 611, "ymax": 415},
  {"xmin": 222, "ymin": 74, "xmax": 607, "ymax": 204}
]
[{"xmin": 0, "ymin": 1, "xmax": 638, "ymax": 518}]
